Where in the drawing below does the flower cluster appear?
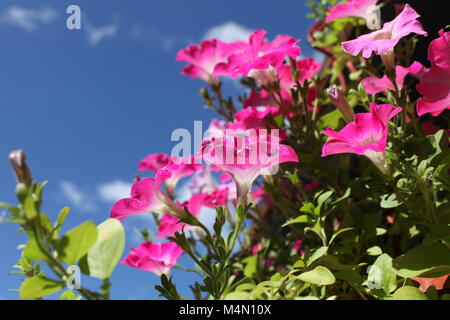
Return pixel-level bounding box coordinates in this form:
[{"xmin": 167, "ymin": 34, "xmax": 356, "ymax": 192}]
[{"xmin": 110, "ymin": 0, "xmax": 450, "ymax": 299}]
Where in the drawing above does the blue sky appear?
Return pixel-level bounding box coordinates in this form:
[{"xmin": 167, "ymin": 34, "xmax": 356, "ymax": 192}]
[{"xmin": 0, "ymin": 0, "xmax": 316, "ymax": 300}]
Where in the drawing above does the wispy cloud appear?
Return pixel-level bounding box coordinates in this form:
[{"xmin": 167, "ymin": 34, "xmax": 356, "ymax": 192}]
[
  {"xmin": 60, "ymin": 181, "xmax": 97, "ymax": 212},
  {"xmin": 130, "ymin": 24, "xmax": 192, "ymax": 52},
  {"xmin": 97, "ymin": 180, "xmax": 132, "ymax": 203},
  {"xmin": 59, "ymin": 179, "xmax": 133, "ymax": 213},
  {"xmin": 2, "ymin": 6, "xmax": 58, "ymax": 32},
  {"xmin": 84, "ymin": 21, "xmax": 117, "ymax": 45},
  {"xmin": 203, "ymin": 21, "xmax": 252, "ymax": 42}
]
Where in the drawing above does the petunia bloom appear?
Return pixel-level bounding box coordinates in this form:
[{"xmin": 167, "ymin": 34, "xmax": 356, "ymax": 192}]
[
  {"xmin": 342, "ymin": 4, "xmax": 427, "ymax": 67},
  {"xmin": 326, "ymin": 0, "xmax": 381, "ymax": 30},
  {"xmin": 416, "ymin": 30, "xmax": 450, "ymax": 116},
  {"xmin": 121, "ymin": 241, "xmax": 183, "ymax": 276},
  {"xmin": 176, "ymin": 39, "xmax": 246, "ymax": 84},
  {"xmin": 138, "ymin": 153, "xmax": 169, "ymax": 172},
  {"xmin": 321, "ymin": 103, "xmax": 402, "ymax": 174},
  {"xmin": 157, "ymin": 193, "xmax": 205, "ymax": 239},
  {"xmin": 200, "ymin": 130, "xmax": 298, "ymax": 206},
  {"xmin": 214, "ymin": 29, "xmax": 300, "ymax": 79},
  {"xmin": 362, "ymin": 61, "xmax": 424, "ymax": 94},
  {"xmin": 110, "ymin": 170, "xmax": 186, "ymax": 220}
]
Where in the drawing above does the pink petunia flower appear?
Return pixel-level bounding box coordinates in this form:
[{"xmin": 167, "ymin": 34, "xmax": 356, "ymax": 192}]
[
  {"xmin": 326, "ymin": 0, "xmax": 381, "ymax": 30},
  {"xmin": 252, "ymin": 241, "xmax": 266, "ymax": 255},
  {"xmin": 342, "ymin": 4, "xmax": 427, "ymax": 67},
  {"xmin": 138, "ymin": 154, "xmax": 200, "ymax": 197},
  {"xmin": 214, "ymin": 29, "xmax": 300, "ymax": 79},
  {"xmin": 200, "ymin": 131, "xmax": 298, "ymax": 206},
  {"xmin": 321, "ymin": 103, "xmax": 402, "ymax": 174},
  {"xmin": 157, "ymin": 193, "xmax": 205, "ymax": 239},
  {"xmin": 110, "ymin": 170, "xmax": 186, "ymax": 220},
  {"xmin": 176, "ymin": 39, "xmax": 246, "ymax": 84},
  {"xmin": 362, "ymin": 61, "xmax": 424, "ymax": 94},
  {"xmin": 121, "ymin": 241, "xmax": 183, "ymax": 276},
  {"xmin": 292, "ymin": 239, "xmax": 304, "ymax": 255},
  {"xmin": 162, "ymin": 157, "xmax": 201, "ymax": 197},
  {"xmin": 138, "ymin": 153, "xmax": 170, "ymax": 172},
  {"xmin": 416, "ymin": 30, "xmax": 450, "ymax": 116}
]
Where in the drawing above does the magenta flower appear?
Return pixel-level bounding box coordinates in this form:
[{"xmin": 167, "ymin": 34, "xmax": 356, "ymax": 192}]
[
  {"xmin": 121, "ymin": 241, "xmax": 183, "ymax": 276},
  {"xmin": 138, "ymin": 153, "xmax": 169, "ymax": 172},
  {"xmin": 342, "ymin": 4, "xmax": 427, "ymax": 63},
  {"xmin": 416, "ymin": 30, "xmax": 450, "ymax": 116},
  {"xmin": 326, "ymin": 0, "xmax": 380, "ymax": 30},
  {"xmin": 162, "ymin": 157, "xmax": 201, "ymax": 197},
  {"xmin": 138, "ymin": 153, "xmax": 200, "ymax": 197},
  {"xmin": 362, "ymin": 61, "xmax": 424, "ymax": 94},
  {"xmin": 277, "ymin": 57, "xmax": 322, "ymax": 88},
  {"xmin": 200, "ymin": 132, "xmax": 298, "ymax": 206},
  {"xmin": 157, "ymin": 194, "xmax": 204, "ymax": 239},
  {"xmin": 110, "ymin": 171, "xmax": 185, "ymax": 220},
  {"xmin": 214, "ymin": 29, "xmax": 300, "ymax": 79},
  {"xmin": 176, "ymin": 39, "xmax": 246, "ymax": 84},
  {"xmin": 321, "ymin": 104, "xmax": 402, "ymax": 173}
]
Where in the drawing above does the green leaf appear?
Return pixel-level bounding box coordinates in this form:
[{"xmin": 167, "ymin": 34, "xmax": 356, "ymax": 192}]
[
  {"xmin": 297, "ymin": 266, "xmax": 335, "ymax": 286},
  {"xmin": 393, "ymin": 286, "xmax": 428, "ymax": 300},
  {"xmin": 367, "ymin": 246, "xmax": 382, "ymax": 256},
  {"xmin": 380, "ymin": 194, "xmax": 402, "ymax": 209},
  {"xmin": 368, "ymin": 254, "xmax": 397, "ymax": 297},
  {"xmin": 242, "ymin": 255, "xmax": 258, "ymax": 279},
  {"xmin": 282, "ymin": 215, "xmax": 311, "ymax": 227},
  {"xmin": 59, "ymin": 290, "xmax": 81, "ymax": 300},
  {"xmin": 86, "ymin": 218, "xmax": 125, "ymax": 279},
  {"xmin": 24, "ymin": 239, "xmax": 47, "ymax": 261},
  {"xmin": 329, "ymin": 228, "xmax": 354, "ymax": 245},
  {"xmin": 392, "ymin": 242, "xmax": 450, "ymax": 278},
  {"xmin": 305, "ymin": 246, "xmax": 328, "ymax": 267},
  {"xmin": 23, "ymin": 196, "xmax": 37, "ymax": 219},
  {"xmin": 53, "ymin": 207, "xmax": 70, "ymax": 240},
  {"xmin": 20, "ymin": 277, "xmax": 64, "ymax": 299},
  {"xmin": 60, "ymin": 221, "xmax": 98, "ymax": 265}
]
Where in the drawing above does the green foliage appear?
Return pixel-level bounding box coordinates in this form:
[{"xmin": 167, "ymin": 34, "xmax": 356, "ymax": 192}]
[
  {"xmin": 85, "ymin": 218, "xmax": 125, "ymax": 280},
  {"xmin": 59, "ymin": 221, "xmax": 98, "ymax": 265}
]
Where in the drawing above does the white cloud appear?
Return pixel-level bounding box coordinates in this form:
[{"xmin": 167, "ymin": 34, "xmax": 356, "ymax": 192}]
[
  {"xmin": 130, "ymin": 24, "xmax": 190, "ymax": 52},
  {"xmin": 85, "ymin": 22, "xmax": 117, "ymax": 45},
  {"xmin": 203, "ymin": 21, "xmax": 252, "ymax": 42},
  {"xmin": 2, "ymin": 6, "xmax": 58, "ymax": 32},
  {"xmin": 60, "ymin": 181, "xmax": 97, "ymax": 212},
  {"xmin": 97, "ymin": 180, "xmax": 132, "ymax": 203}
]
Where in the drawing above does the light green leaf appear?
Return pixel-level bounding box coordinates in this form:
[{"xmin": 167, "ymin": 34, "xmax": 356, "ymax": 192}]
[
  {"xmin": 306, "ymin": 246, "xmax": 328, "ymax": 267},
  {"xmin": 60, "ymin": 221, "xmax": 98, "ymax": 265},
  {"xmin": 242, "ymin": 255, "xmax": 258, "ymax": 279},
  {"xmin": 24, "ymin": 238, "xmax": 47, "ymax": 261},
  {"xmin": 282, "ymin": 215, "xmax": 311, "ymax": 227},
  {"xmin": 20, "ymin": 277, "xmax": 64, "ymax": 299},
  {"xmin": 59, "ymin": 290, "xmax": 81, "ymax": 300},
  {"xmin": 368, "ymin": 254, "xmax": 397, "ymax": 297},
  {"xmin": 329, "ymin": 228, "xmax": 354, "ymax": 245},
  {"xmin": 393, "ymin": 286, "xmax": 428, "ymax": 300},
  {"xmin": 24, "ymin": 196, "xmax": 37, "ymax": 219},
  {"xmin": 87, "ymin": 218, "xmax": 125, "ymax": 279},
  {"xmin": 367, "ymin": 246, "xmax": 382, "ymax": 256},
  {"xmin": 297, "ymin": 266, "xmax": 335, "ymax": 286},
  {"xmin": 53, "ymin": 207, "xmax": 70, "ymax": 240},
  {"xmin": 380, "ymin": 194, "xmax": 402, "ymax": 209}
]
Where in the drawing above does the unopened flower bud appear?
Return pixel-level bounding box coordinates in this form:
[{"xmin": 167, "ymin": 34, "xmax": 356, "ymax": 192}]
[
  {"xmin": 327, "ymin": 85, "xmax": 355, "ymax": 123},
  {"xmin": 9, "ymin": 150, "xmax": 32, "ymax": 186},
  {"xmin": 381, "ymin": 49, "xmax": 395, "ymax": 70}
]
